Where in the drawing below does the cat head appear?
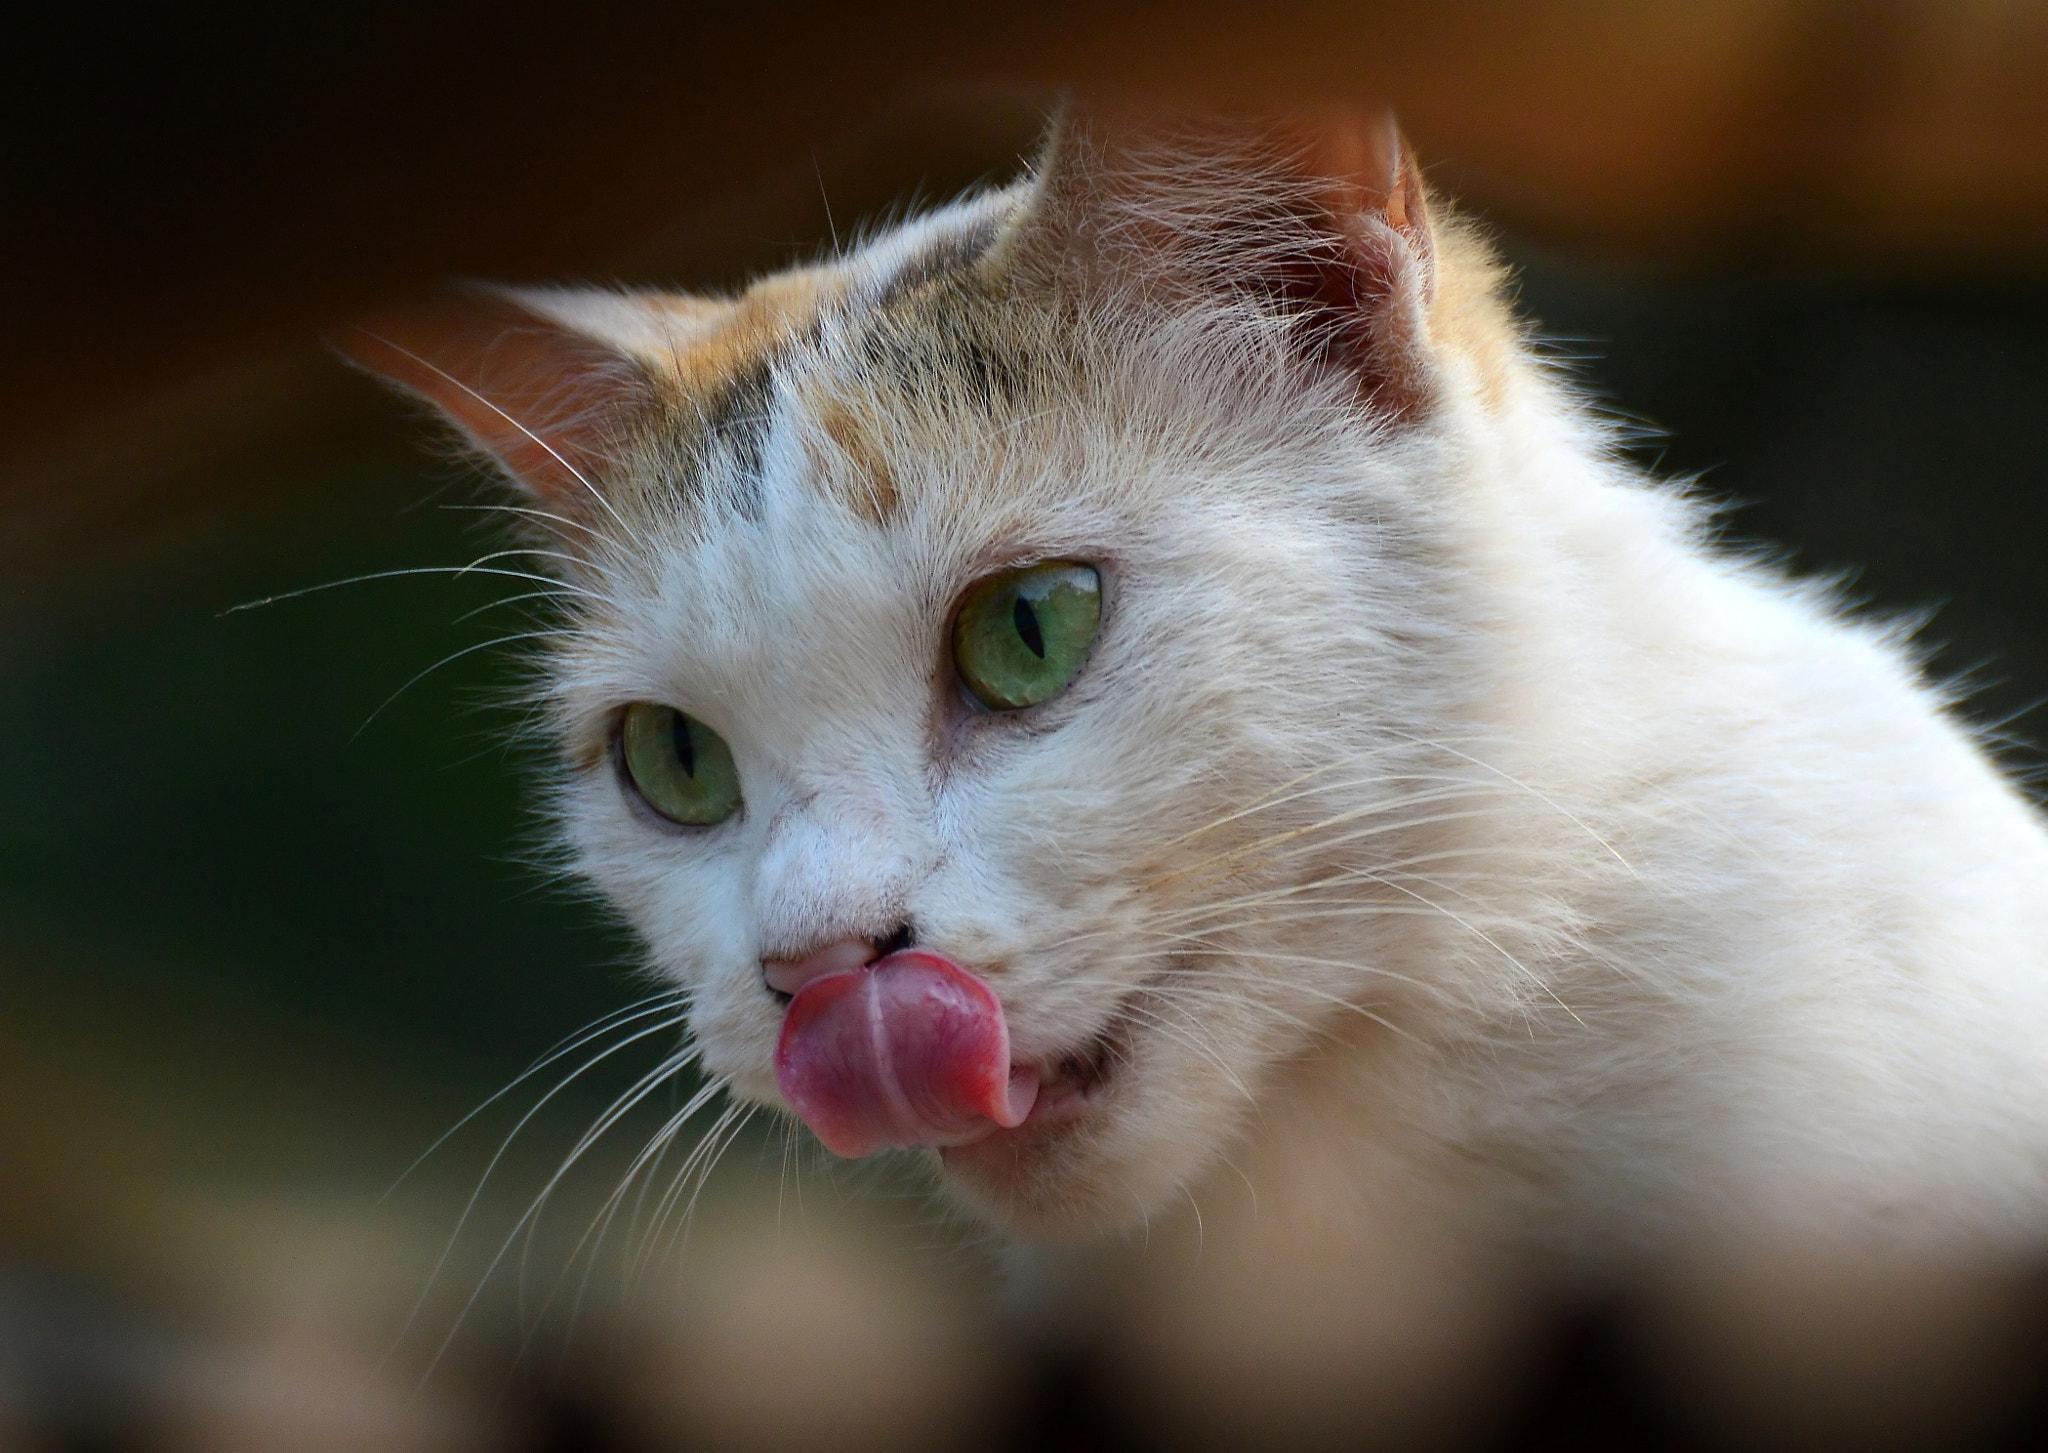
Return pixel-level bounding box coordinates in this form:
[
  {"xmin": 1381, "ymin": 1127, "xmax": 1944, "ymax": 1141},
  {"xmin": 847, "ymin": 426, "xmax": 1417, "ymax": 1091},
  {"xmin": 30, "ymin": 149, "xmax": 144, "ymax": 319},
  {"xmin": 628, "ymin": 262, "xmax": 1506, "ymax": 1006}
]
[{"xmin": 347, "ymin": 111, "xmax": 1532, "ymax": 1239}]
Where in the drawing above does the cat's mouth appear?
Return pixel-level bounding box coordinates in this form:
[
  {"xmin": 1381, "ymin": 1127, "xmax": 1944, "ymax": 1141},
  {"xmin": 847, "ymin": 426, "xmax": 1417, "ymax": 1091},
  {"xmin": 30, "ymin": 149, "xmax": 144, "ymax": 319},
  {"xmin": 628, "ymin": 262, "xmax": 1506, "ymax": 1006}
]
[
  {"xmin": 770, "ymin": 947, "xmax": 1141, "ymax": 1165},
  {"xmin": 1016, "ymin": 1014, "xmax": 1127, "ymax": 1123},
  {"xmin": 937, "ymin": 994, "xmax": 1138, "ymax": 1172}
]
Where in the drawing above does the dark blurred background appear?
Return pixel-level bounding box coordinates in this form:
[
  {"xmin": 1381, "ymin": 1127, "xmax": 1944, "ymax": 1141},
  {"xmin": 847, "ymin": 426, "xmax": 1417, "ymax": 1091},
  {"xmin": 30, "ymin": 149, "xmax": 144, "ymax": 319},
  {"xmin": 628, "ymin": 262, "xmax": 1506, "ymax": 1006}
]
[{"xmin": 4, "ymin": 2, "xmax": 2046, "ymax": 1447}]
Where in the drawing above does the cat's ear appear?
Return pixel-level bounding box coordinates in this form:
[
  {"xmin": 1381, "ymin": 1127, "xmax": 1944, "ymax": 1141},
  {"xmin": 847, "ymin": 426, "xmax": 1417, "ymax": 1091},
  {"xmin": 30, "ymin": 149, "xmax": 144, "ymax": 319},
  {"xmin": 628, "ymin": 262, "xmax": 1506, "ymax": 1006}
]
[
  {"xmin": 335, "ymin": 287, "xmax": 672, "ymax": 504},
  {"xmin": 999, "ymin": 107, "xmax": 1439, "ymax": 421}
]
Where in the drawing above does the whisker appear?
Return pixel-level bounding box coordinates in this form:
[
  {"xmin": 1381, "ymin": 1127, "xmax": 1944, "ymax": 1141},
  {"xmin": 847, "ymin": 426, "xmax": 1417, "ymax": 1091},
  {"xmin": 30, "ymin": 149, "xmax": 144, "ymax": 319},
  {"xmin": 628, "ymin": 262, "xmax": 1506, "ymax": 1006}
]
[
  {"xmin": 674, "ymin": 1104, "xmax": 762, "ymax": 1254},
  {"xmin": 1151, "ymin": 747, "xmax": 1506, "ymax": 851},
  {"xmin": 1381, "ymin": 729, "xmax": 1641, "ymax": 879},
  {"xmin": 450, "ymin": 587, "xmax": 575, "ymax": 626},
  {"xmin": 629, "ymin": 1100, "xmax": 745, "ymax": 1280},
  {"xmin": 1157, "ymin": 799, "xmax": 1597, "ymax": 903},
  {"xmin": 535, "ymin": 1075, "xmax": 730, "ymax": 1358},
  {"xmin": 1360, "ymin": 871, "xmax": 1583, "ymax": 1027},
  {"xmin": 1095, "ymin": 930, "xmax": 1453, "ymax": 1005},
  {"xmin": 1141, "ymin": 783, "xmax": 1502, "ymax": 890},
  {"xmin": 351, "ymin": 629, "xmax": 558, "ymax": 741},
  {"xmin": 345, "ymin": 326, "xmax": 651, "ymax": 553},
  {"xmin": 418, "ymin": 1043, "xmax": 704, "ymax": 1387},
  {"xmin": 380, "ymin": 990, "xmax": 687, "ymax": 1204},
  {"xmin": 388, "ymin": 1010, "xmax": 686, "ymax": 1371},
  {"xmin": 1122, "ymin": 861, "xmax": 1570, "ymax": 1017},
  {"xmin": 639, "ymin": 1101, "xmax": 757, "ymax": 1277},
  {"xmin": 512, "ymin": 1043, "xmax": 704, "ymax": 1318},
  {"xmin": 1114, "ymin": 1001, "xmax": 1258, "ymax": 1104},
  {"xmin": 1062, "ymin": 972, "xmax": 1327, "ymax": 1038},
  {"xmin": 439, "ymin": 499, "xmax": 612, "ymax": 549},
  {"xmin": 223, "ymin": 563, "xmax": 604, "ymax": 616},
  {"xmin": 1065, "ymin": 965, "xmax": 1419, "ymax": 1045}
]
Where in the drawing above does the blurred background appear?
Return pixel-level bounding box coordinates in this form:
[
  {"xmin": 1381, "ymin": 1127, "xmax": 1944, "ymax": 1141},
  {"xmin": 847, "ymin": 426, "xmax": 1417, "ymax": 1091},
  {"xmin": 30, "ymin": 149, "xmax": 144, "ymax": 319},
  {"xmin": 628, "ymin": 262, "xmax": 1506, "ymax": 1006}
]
[{"xmin": 5, "ymin": 1, "xmax": 2046, "ymax": 1447}]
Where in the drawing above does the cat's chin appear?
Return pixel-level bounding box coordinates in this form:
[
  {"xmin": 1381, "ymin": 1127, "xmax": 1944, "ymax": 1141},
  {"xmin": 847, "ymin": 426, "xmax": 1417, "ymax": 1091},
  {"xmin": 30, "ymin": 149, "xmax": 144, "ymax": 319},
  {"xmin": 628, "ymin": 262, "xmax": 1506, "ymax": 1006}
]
[{"xmin": 936, "ymin": 1117, "xmax": 1117, "ymax": 1238}]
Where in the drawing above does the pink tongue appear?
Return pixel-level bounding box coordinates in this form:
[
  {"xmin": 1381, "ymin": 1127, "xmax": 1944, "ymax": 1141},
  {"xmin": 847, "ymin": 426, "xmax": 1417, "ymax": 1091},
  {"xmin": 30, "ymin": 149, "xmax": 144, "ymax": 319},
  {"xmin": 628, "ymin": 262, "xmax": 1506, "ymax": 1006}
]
[{"xmin": 774, "ymin": 949, "xmax": 1039, "ymax": 1159}]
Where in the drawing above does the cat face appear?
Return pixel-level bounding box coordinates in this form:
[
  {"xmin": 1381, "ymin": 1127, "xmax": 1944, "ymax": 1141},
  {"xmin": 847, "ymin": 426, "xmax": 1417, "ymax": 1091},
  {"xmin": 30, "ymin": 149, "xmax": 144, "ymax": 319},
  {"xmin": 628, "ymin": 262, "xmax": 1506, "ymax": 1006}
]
[{"xmin": 354, "ymin": 114, "xmax": 1513, "ymax": 1237}]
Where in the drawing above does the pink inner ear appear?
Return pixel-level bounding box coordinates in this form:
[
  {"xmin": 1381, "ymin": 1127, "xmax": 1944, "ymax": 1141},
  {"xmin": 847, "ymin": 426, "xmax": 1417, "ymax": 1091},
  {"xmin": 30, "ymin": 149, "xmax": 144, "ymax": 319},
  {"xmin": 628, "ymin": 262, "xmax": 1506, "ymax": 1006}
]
[
  {"xmin": 1267, "ymin": 114, "xmax": 1437, "ymax": 418},
  {"xmin": 337, "ymin": 291, "xmax": 657, "ymax": 502},
  {"xmin": 1296, "ymin": 113, "xmax": 1423, "ymax": 242},
  {"xmin": 1023, "ymin": 106, "xmax": 1439, "ymax": 422}
]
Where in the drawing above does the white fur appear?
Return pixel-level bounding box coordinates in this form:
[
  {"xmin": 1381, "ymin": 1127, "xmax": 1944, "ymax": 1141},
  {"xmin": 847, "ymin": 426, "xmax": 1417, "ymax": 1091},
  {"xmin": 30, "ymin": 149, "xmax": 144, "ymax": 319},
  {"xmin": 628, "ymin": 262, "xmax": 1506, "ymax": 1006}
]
[{"xmin": 510, "ymin": 148, "xmax": 2048, "ymax": 1293}]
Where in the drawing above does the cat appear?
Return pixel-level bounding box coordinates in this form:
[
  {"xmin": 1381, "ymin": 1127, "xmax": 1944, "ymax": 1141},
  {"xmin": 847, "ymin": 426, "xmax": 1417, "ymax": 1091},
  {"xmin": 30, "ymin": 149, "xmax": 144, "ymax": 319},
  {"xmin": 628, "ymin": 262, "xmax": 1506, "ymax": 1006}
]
[{"xmin": 345, "ymin": 109, "xmax": 2048, "ymax": 1436}]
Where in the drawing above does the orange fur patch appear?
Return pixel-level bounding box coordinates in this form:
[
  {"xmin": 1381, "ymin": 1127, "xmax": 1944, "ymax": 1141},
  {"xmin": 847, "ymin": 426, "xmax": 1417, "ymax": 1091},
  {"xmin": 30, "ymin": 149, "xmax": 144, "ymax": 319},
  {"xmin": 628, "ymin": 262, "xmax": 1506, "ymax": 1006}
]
[
  {"xmin": 644, "ymin": 267, "xmax": 842, "ymax": 405},
  {"xmin": 1426, "ymin": 213, "xmax": 1521, "ymax": 413},
  {"xmin": 813, "ymin": 392, "xmax": 901, "ymax": 523}
]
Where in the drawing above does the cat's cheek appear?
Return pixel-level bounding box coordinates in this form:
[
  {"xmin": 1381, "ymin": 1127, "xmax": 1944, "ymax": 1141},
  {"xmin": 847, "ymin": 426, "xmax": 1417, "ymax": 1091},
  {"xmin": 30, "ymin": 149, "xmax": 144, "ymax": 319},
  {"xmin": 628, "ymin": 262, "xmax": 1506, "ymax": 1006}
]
[{"xmin": 684, "ymin": 973, "xmax": 786, "ymax": 1103}]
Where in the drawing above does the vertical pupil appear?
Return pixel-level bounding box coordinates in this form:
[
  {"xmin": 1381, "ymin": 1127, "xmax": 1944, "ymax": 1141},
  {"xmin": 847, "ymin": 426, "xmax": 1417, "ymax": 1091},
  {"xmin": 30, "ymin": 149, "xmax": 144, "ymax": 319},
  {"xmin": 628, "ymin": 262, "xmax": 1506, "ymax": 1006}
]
[
  {"xmin": 670, "ymin": 712, "xmax": 697, "ymax": 778},
  {"xmin": 1013, "ymin": 595, "xmax": 1047, "ymax": 659}
]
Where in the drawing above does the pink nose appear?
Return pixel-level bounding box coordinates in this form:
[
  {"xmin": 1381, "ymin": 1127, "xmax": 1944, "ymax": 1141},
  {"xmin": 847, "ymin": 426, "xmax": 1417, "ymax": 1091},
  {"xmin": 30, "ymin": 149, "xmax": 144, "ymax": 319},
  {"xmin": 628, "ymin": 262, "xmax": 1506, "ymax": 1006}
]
[{"xmin": 762, "ymin": 937, "xmax": 884, "ymax": 997}]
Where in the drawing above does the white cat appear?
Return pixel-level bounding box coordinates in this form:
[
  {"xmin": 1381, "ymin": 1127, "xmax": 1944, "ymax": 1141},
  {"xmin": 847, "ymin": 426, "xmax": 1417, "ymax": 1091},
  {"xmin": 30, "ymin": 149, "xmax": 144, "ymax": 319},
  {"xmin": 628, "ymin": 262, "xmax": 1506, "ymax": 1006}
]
[{"xmin": 348, "ymin": 110, "xmax": 2048, "ymax": 1432}]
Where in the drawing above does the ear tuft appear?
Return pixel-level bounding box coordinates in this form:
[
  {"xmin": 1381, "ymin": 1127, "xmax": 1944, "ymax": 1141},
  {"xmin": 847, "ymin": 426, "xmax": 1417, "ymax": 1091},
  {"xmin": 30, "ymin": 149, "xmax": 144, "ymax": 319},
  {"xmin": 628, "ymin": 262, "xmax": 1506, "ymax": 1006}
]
[{"xmin": 336, "ymin": 288, "xmax": 662, "ymax": 503}]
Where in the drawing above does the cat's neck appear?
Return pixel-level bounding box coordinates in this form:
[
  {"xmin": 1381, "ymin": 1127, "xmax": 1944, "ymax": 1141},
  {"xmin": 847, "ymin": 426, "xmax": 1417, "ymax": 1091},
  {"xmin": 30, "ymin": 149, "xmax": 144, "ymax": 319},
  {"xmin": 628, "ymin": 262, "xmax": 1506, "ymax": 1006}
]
[{"xmin": 1106, "ymin": 353, "xmax": 2048, "ymax": 1268}]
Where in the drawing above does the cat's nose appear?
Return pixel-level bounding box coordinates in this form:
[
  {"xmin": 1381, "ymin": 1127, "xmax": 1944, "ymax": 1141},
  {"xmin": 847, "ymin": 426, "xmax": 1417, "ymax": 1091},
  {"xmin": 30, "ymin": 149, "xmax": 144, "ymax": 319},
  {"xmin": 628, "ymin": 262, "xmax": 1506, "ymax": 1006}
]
[{"xmin": 762, "ymin": 926, "xmax": 912, "ymax": 998}]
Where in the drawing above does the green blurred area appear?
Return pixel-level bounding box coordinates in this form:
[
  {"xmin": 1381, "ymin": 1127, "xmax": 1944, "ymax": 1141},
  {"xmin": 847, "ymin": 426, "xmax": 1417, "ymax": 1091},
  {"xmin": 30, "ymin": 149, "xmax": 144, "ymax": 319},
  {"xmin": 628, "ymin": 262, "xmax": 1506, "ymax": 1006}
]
[{"xmin": 1, "ymin": 451, "xmax": 651, "ymax": 1223}]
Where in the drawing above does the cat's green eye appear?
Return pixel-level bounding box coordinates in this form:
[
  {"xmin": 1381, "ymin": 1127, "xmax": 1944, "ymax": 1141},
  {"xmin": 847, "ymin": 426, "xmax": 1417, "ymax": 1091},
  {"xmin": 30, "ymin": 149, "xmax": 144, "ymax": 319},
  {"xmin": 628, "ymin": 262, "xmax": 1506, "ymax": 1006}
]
[
  {"xmin": 616, "ymin": 702, "xmax": 742, "ymax": 826},
  {"xmin": 953, "ymin": 561, "xmax": 1103, "ymax": 711}
]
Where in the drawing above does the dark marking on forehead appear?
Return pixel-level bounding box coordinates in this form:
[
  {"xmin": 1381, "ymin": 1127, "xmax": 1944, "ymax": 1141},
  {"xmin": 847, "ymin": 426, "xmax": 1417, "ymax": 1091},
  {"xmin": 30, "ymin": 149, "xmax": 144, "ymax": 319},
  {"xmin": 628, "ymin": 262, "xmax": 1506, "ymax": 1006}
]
[
  {"xmin": 635, "ymin": 269, "xmax": 840, "ymax": 525},
  {"xmin": 857, "ymin": 283, "xmax": 1035, "ymax": 421},
  {"xmin": 952, "ymin": 333, "xmax": 1019, "ymax": 414},
  {"xmin": 699, "ymin": 352, "xmax": 777, "ymax": 518}
]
